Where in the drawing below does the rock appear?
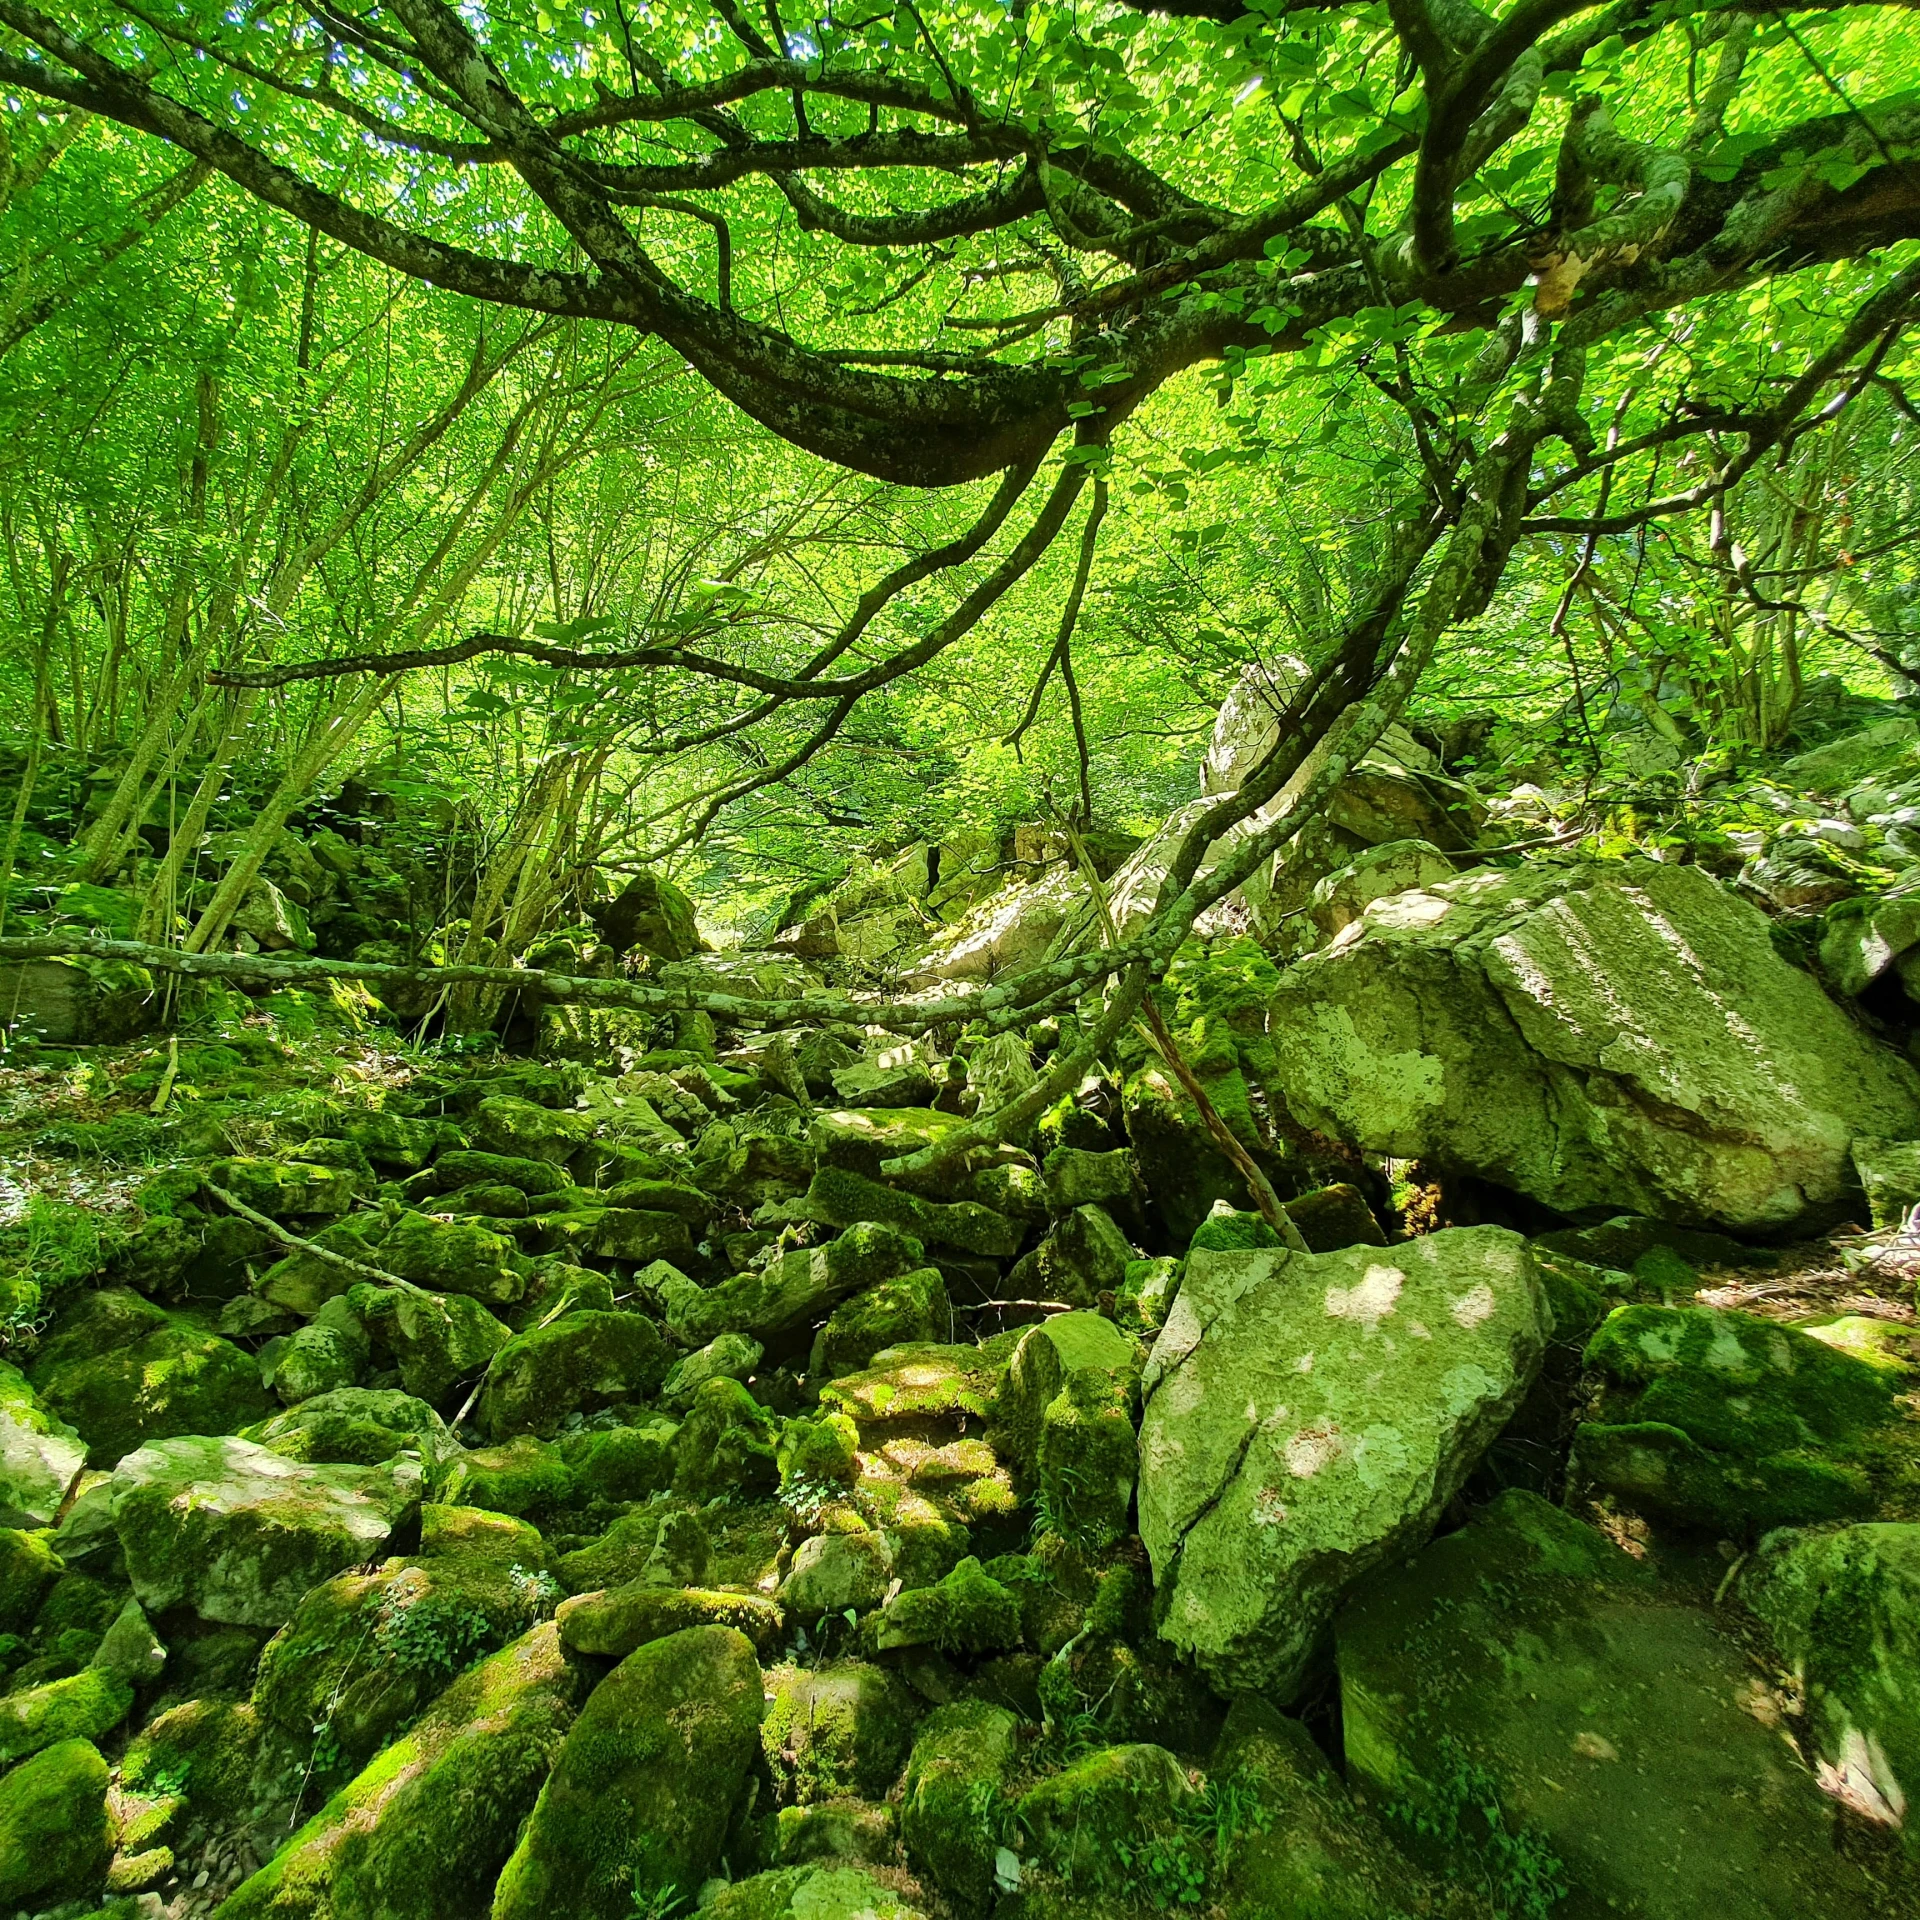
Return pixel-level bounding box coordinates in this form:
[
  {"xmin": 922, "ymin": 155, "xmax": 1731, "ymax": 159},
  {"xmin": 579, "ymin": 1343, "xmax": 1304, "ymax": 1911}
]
[
  {"xmin": 0, "ymin": 1737, "xmax": 112, "ymax": 1908},
  {"xmin": 379, "ymin": 1211, "xmax": 526, "ymax": 1306},
  {"xmin": 110, "ymin": 1435, "xmax": 419, "ymax": 1628},
  {"xmin": 1743, "ymin": 1522, "xmax": 1920, "ymax": 1843},
  {"xmin": 779, "ymin": 1530, "xmax": 895, "ymax": 1616},
  {"xmin": 705, "ymin": 1865, "xmax": 925, "ymax": 1920},
  {"xmin": 1821, "ymin": 893, "xmax": 1920, "ymax": 998},
  {"xmin": 761, "ymin": 1660, "xmax": 920, "ymax": 1805},
  {"xmin": 343, "ymin": 1110, "xmax": 454, "ymax": 1171},
  {"xmin": 492, "ymin": 1624, "xmax": 766, "ymax": 1920},
  {"xmin": 809, "ymin": 1107, "xmax": 969, "ymax": 1178},
  {"xmin": 992, "ymin": 1313, "xmax": 1140, "ymax": 1551},
  {"xmin": 1283, "ymin": 1181, "xmax": 1387, "ymax": 1251},
  {"xmin": 588, "ymin": 867, "xmax": 703, "ymax": 960},
  {"xmin": 0, "ymin": 954, "xmax": 153, "ymax": 1045},
  {"xmin": 871, "ymin": 1556, "xmax": 1020, "ymax": 1654},
  {"xmin": 1304, "ymin": 838, "xmax": 1457, "ymax": 946},
  {"xmin": 1267, "ymin": 858, "xmax": 1920, "ymax": 1233},
  {"xmin": 795, "ymin": 1168, "xmax": 1022, "ymax": 1258},
  {"xmin": 557, "ymin": 1506, "xmax": 710, "ymax": 1593},
  {"xmin": 242, "ymin": 1387, "xmax": 456, "ymax": 1466},
  {"xmin": 1138, "ymin": 1226, "xmax": 1547, "ymax": 1696},
  {"xmin": 256, "ymin": 1216, "xmax": 391, "ymax": 1317},
  {"xmin": 667, "ymin": 1222, "xmax": 925, "ymax": 1347},
  {"xmin": 1787, "ymin": 717, "xmax": 1920, "ymax": 793},
  {"xmin": 1569, "ymin": 1304, "xmax": 1912, "ymax": 1534},
  {"xmin": 477, "ymin": 1310, "xmax": 669, "ymax": 1442},
  {"xmin": 1338, "ymin": 1489, "xmax": 1893, "ymax": 1919},
  {"xmin": 0, "ymin": 1526, "xmax": 61, "ymax": 1632},
  {"xmin": 29, "ymin": 1290, "xmax": 271, "ymax": 1468},
  {"xmin": 90, "ymin": 1596, "xmax": 167, "ymax": 1686},
  {"xmin": 662, "ymin": 1332, "xmax": 764, "ymax": 1411},
  {"xmin": 1740, "ymin": 834, "xmax": 1859, "ymax": 912},
  {"xmin": 0, "ymin": 1360, "xmax": 87, "ymax": 1526},
  {"xmin": 0, "ymin": 1665, "xmax": 132, "ymax": 1764},
  {"xmin": 1015, "ymin": 1743, "xmax": 1194, "ymax": 1892},
  {"xmin": 469, "ymin": 1096, "xmax": 589, "ymax": 1167},
  {"xmin": 830, "ymin": 1060, "xmax": 937, "ymax": 1108},
  {"xmin": 1016, "ymin": 1204, "xmax": 1134, "ymax": 1309},
  {"xmin": 557, "ymin": 1419, "xmax": 679, "ymax": 1505},
  {"xmin": 904, "ymin": 868, "xmax": 1088, "ymax": 987},
  {"xmin": 430, "ymin": 1149, "xmax": 568, "ymax": 1196},
  {"xmin": 899, "ymin": 1700, "xmax": 1017, "ymax": 1915},
  {"xmin": 810, "ymin": 1268, "xmax": 949, "ymax": 1380},
  {"xmin": 433, "ymin": 1436, "xmax": 574, "ymax": 1521},
  {"xmin": 1853, "ymin": 1135, "xmax": 1920, "ymax": 1229},
  {"xmin": 556, "ymin": 1582, "xmax": 783, "ymax": 1658},
  {"xmin": 263, "ymin": 1297, "xmax": 370, "ymax": 1405},
  {"xmin": 346, "ymin": 1283, "xmax": 511, "ymax": 1406},
  {"xmin": 674, "ymin": 1378, "xmax": 778, "ymax": 1500},
  {"xmin": 208, "ymin": 1155, "xmax": 360, "ymax": 1218},
  {"xmin": 216, "ymin": 1622, "xmax": 582, "ymax": 1920},
  {"xmin": 773, "ymin": 1801, "xmax": 898, "ymax": 1868},
  {"xmin": 1038, "ymin": 1147, "xmax": 1144, "ymax": 1223}
]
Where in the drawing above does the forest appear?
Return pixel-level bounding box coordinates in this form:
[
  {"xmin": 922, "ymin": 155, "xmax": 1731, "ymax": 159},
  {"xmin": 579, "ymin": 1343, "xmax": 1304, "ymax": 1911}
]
[{"xmin": 0, "ymin": 0, "xmax": 1918, "ymax": 1913}]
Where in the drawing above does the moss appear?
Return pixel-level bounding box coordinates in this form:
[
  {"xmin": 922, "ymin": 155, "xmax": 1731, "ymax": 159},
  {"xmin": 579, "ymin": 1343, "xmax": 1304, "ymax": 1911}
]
[
  {"xmin": 0, "ymin": 1736, "xmax": 112, "ymax": 1907},
  {"xmin": 556, "ymin": 1582, "xmax": 785, "ymax": 1658},
  {"xmin": 810, "ymin": 1268, "xmax": 950, "ymax": 1380},
  {"xmin": 761, "ymin": 1661, "xmax": 920, "ymax": 1806},
  {"xmin": 779, "ymin": 1411, "xmax": 862, "ymax": 1491},
  {"xmin": 822, "ymin": 1332, "xmax": 1021, "ymax": 1434},
  {"xmin": 1186, "ymin": 1208, "xmax": 1282, "ymax": 1255},
  {"xmin": 873, "ymin": 1555, "xmax": 1021, "ymax": 1655},
  {"xmin": 0, "ymin": 1527, "xmax": 63, "ymax": 1633},
  {"xmin": 491, "ymin": 1624, "xmax": 766, "ymax": 1920},
  {"xmin": 800, "ymin": 1168, "xmax": 1022, "ymax": 1260},
  {"xmin": 477, "ymin": 1310, "xmax": 669, "ymax": 1442},
  {"xmin": 377, "ymin": 1212, "xmax": 526, "ymax": 1307},
  {"xmin": 431, "ymin": 1436, "xmax": 575, "ymax": 1523},
  {"xmin": 705, "ymin": 1866, "xmax": 926, "ymax": 1920},
  {"xmin": 1015, "ymin": 1743, "xmax": 1195, "ymax": 1893},
  {"xmin": 674, "ymin": 1377, "xmax": 779, "ymax": 1501},
  {"xmin": 555, "ymin": 1418, "xmax": 679, "ymax": 1504},
  {"xmin": 346, "ymin": 1284, "xmax": 511, "ymax": 1406},
  {"xmin": 1282, "ymin": 1182, "xmax": 1387, "ymax": 1252},
  {"xmin": 0, "ymin": 1664, "xmax": 132, "ymax": 1763},
  {"xmin": 899, "ymin": 1700, "xmax": 1017, "ymax": 1916},
  {"xmin": 429, "ymin": 1150, "xmax": 566, "ymax": 1196},
  {"xmin": 206, "ymin": 1157, "xmax": 360, "ymax": 1220},
  {"xmin": 468, "ymin": 1096, "xmax": 589, "ymax": 1167},
  {"xmin": 244, "ymin": 1388, "xmax": 455, "ymax": 1467},
  {"xmin": 556, "ymin": 1507, "xmax": 710, "ymax": 1595}
]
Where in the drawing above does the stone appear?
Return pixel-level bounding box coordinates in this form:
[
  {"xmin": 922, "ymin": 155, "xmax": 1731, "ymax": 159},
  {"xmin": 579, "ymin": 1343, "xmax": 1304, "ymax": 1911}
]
[
  {"xmin": 1015, "ymin": 1743, "xmax": 1194, "ymax": 1892},
  {"xmin": 1304, "ymin": 838, "xmax": 1457, "ymax": 945},
  {"xmin": 1743, "ymin": 1522, "xmax": 1920, "ymax": 1844},
  {"xmin": 899, "ymin": 1700, "xmax": 1018, "ymax": 1915},
  {"xmin": 0, "ymin": 954, "xmax": 153, "ymax": 1045},
  {"xmin": 1039, "ymin": 1147, "xmax": 1144, "ymax": 1221},
  {"xmin": 0, "ymin": 1665, "xmax": 132, "ymax": 1764},
  {"xmin": 110, "ymin": 1434, "xmax": 419, "ymax": 1628},
  {"xmin": 1338, "ymin": 1489, "xmax": 1893, "ymax": 1920},
  {"xmin": 992, "ymin": 1313, "xmax": 1140, "ymax": 1551},
  {"xmin": 0, "ymin": 1526, "xmax": 61, "ymax": 1633},
  {"xmin": 558, "ymin": 1418, "xmax": 679, "ymax": 1505},
  {"xmin": 810, "ymin": 1269, "xmax": 949, "ymax": 1380},
  {"xmin": 263, "ymin": 1297, "xmax": 370, "ymax": 1405},
  {"xmin": 585, "ymin": 1207, "xmax": 696, "ymax": 1264},
  {"xmin": 674, "ymin": 1378, "xmax": 778, "ymax": 1500},
  {"xmin": 903, "ymin": 867, "xmax": 1088, "ymax": 987},
  {"xmin": 1570, "ymin": 1304, "xmax": 1910, "ymax": 1534},
  {"xmin": 809, "ymin": 1108, "xmax": 970, "ymax": 1178},
  {"xmin": 469, "ymin": 1096, "xmax": 589, "ymax": 1167},
  {"xmin": 1821, "ymin": 893, "xmax": 1920, "ymax": 998},
  {"xmin": 666, "ymin": 1222, "xmax": 925, "ymax": 1346},
  {"xmin": 29, "ymin": 1290, "xmax": 271, "ymax": 1468},
  {"xmin": 761, "ymin": 1660, "xmax": 920, "ymax": 1806},
  {"xmin": 830, "ymin": 1060, "xmax": 938, "ymax": 1108},
  {"xmin": 90, "ymin": 1596, "xmax": 167, "ymax": 1686},
  {"xmin": 256, "ymin": 1216, "xmax": 391, "ymax": 1317},
  {"xmin": 588, "ymin": 867, "xmax": 702, "ymax": 960},
  {"xmin": 773, "ymin": 1801, "xmax": 898, "ymax": 1868},
  {"xmin": 1267, "ymin": 858, "xmax": 1920, "ymax": 1233},
  {"xmin": 1020, "ymin": 1204, "xmax": 1134, "ymax": 1309},
  {"xmin": 477, "ymin": 1310, "xmax": 670, "ymax": 1442},
  {"xmin": 0, "ymin": 1737, "xmax": 112, "ymax": 1908},
  {"xmin": 379, "ymin": 1210, "xmax": 526, "ymax": 1306},
  {"xmin": 705, "ymin": 1866, "xmax": 924, "ymax": 1920},
  {"xmin": 795, "ymin": 1168, "xmax": 1022, "ymax": 1258},
  {"xmin": 0, "ymin": 1360, "xmax": 87, "ymax": 1527},
  {"xmin": 432, "ymin": 1436, "xmax": 574, "ymax": 1521},
  {"xmin": 557, "ymin": 1506, "xmax": 710, "ymax": 1593},
  {"xmin": 556, "ymin": 1582, "xmax": 784, "ymax": 1658},
  {"xmin": 1787, "ymin": 717, "xmax": 1920, "ymax": 793},
  {"xmin": 243, "ymin": 1387, "xmax": 456, "ymax": 1467},
  {"xmin": 662, "ymin": 1332, "xmax": 764, "ymax": 1411},
  {"xmin": 1138, "ymin": 1226, "xmax": 1548, "ymax": 1696},
  {"xmin": 431, "ymin": 1149, "xmax": 568, "ymax": 1196},
  {"xmin": 779, "ymin": 1530, "xmax": 895, "ymax": 1617},
  {"xmin": 871, "ymin": 1555, "xmax": 1020, "ymax": 1655},
  {"xmin": 346, "ymin": 1283, "xmax": 511, "ymax": 1406},
  {"xmin": 207, "ymin": 1155, "xmax": 360, "ymax": 1218},
  {"xmin": 216, "ymin": 1623, "xmax": 582, "ymax": 1920},
  {"xmin": 1852, "ymin": 1135, "xmax": 1920, "ymax": 1230},
  {"xmin": 343, "ymin": 1111, "xmax": 453, "ymax": 1171},
  {"xmin": 492, "ymin": 1625, "xmax": 766, "ymax": 1920},
  {"xmin": 1283, "ymin": 1182, "xmax": 1387, "ymax": 1252}
]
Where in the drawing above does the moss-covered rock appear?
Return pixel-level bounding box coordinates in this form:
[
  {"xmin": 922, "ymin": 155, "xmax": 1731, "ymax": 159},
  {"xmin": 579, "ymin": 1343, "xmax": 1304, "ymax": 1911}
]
[
  {"xmin": 556, "ymin": 1581, "xmax": 783, "ymax": 1658},
  {"xmin": 1571, "ymin": 1304, "xmax": 1910, "ymax": 1534},
  {"xmin": 0, "ymin": 1525, "xmax": 63, "ymax": 1632},
  {"xmin": 796, "ymin": 1168, "xmax": 1022, "ymax": 1259},
  {"xmin": 263, "ymin": 1298, "xmax": 371, "ymax": 1406},
  {"xmin": 257, "ymin": 1217, "xmax": 392, "ymax": 1317},
  {"xmin": 1015, "ymin": 1205, "xmax": 1135, "ymax": 1310},
  {"xmin": 377, "ymin": 1211, "xmax": 526, "ymax": 1307},
  {"xmin": 426, "ymin": 1150, "xmax": 567, "ymax": 1197},
  {"xmin": 556, "ymin": 1506, "xmax": 710, "ymax": 1594},
  {"xmin": 704, "ymin": 1865, "xmax": 926, "ymax": 1920},
  {"xmin": 432, "ymin": 1436, "xmax": 574, "ymax": 1523},
  {"xmin": 207, "ymin": 1157, "xmax": 361, "ymax": 1219},
  {"xmin": 29, "ymin": 1291, "xmax": 271, "ymax": 1468},
  {"xmin": 810, "ymin": 1269, "xmax": 949, "ymax": 1380},
  {"xmin": 477, "ymin": 1310, "xmax": 669, "ymax": 1442},
  {"xmin": 772, "ymin": 1800, "xmax": 898, "ymax": 1869},
  {"xmin": 675, "ymin": 1378, "xmax": 779, "ymax": 1500},
  {"xmin": 761, "ymin": 1660, "xmax": 919, "ymax": 1806},
  {"xmin": 556, "ymin": 1419, "xmax": 679, "ymax": 1505},
  {"xmin": 666, "ymin": 1222, "xmax": 926, "ymax": 1348},
  {"xmin": 111, "ymin": 1435, "xmax": 419, "ymax": 1628},
  {"xmin": 779, "ymin": 1529, "xmax": 894, "ymax": 1617},
  {"xmin": 872, "ymin": 1556, "xmax": 1020, "ymax": 1655},
  {"xmin": 346, "ymin": 1283, "xmax": 511, "ymax": 1407},
  {"xmin": 491, "ymin": 1624, "xmax": 766, "ymax": 1920},
  {"xmin": 0, "ymin": 1664, "xmax": 132, "ymax": 1764},
  {"xmin": 0, "ymin": 1360, "xmax": 88, "ymax": 1528},
  {"xmin": 992, "ymin": 1314, "xmax": 1140, "ymax": 1551},
  {"xmin": 899, "ymin": 1700, "xmax": 1016, "ymax": 1916},
  {"xmin": 243, "ymin": 1388, "xmax": 456, "ymax": 1467},
  {"xmin": 662, "ymin": 1332, "xmax": 764, "ymax": 1411},
  {"xmin": 342, "ymin": 1111, "xmax": 458, "ymax": 1172},
  {"xmin": 215, "ymin": 1623, "xmax": 583, "ymax": 1920},
  {"xmin": 1015, "ymin": 1743, "xmax": 1194, "ymax": 1893},
  {"xmin": 822, "ymin": 1334, "xmax": 1020, "ymax": 1436},
  {"xmin": 1283, "ymin": 1181, "xmax": 1387, "ymax": 1251},
  {"xmin": 0, "ymin": 1736, "xmax": 112, "ymax": 1907},
  {"xmin": 468, "ymin": 1097, "xmax": 589, "ymax": 1168}
]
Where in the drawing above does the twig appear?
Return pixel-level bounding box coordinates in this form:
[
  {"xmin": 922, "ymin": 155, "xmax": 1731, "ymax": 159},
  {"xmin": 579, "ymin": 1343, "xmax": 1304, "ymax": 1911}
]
[
  {"xmin": 148, "ymin": 1035, "xmax": 179, "ymax": 1115},
  {"xmin": 204, "ymin": 1182, "xmax": 416, "ymax": 1292}
]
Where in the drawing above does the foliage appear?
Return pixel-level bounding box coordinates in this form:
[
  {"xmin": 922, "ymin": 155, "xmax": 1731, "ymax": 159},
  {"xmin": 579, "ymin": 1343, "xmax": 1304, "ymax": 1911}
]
[{"xmin": 1387, "ymin": 1737, "xmax": 1569, "ymax": 1920}]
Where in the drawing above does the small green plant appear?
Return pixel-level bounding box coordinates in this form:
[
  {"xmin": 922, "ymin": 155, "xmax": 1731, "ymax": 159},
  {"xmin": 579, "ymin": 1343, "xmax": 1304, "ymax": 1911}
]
[
  {"xmin": 1116, "ymin": 1830, "xmax": 1209, "ymax": 1910},
  {"xmin": 1183, "ymin": 1771, "xmax": 1272, "ymax": 1877},
  {"xmin": 629, "ymin": 1873, "xmax": 685, "ymax": 1918},
  {"xmin": 777, "ymin": 1474, "xmax": 841, "ymax": 1528},
  {"xmin": 373, "ymin": 1594, "xmax": 495, "ymax": 1680},
  {"xmin": 508, "ymin": 1564, "xmax": 563, "ymax": 1620},
  {"xmin": 1388, "ymin": 1738, "xmax": 1568, "ymax": 1920}
]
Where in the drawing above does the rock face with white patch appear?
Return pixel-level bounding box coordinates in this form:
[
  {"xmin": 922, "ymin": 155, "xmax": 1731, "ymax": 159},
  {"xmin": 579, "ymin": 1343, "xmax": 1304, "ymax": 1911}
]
[
  {"xmin": 1136, "ymin": 1226, "xmax": 1547, "ymax": 1698},
  {"xmin": 1266, "ymin": 857, "xmax": 1920, "ymax": 1233}
]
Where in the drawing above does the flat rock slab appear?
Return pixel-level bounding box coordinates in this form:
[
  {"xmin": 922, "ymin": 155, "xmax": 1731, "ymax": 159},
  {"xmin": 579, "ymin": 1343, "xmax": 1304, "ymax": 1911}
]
[
  {"xmin": 1138, "ymin": 1226, "xmax": 1546, "ymax": 1697},
  {"xmin": 1337, "ymin": 1490, "xmax": 1905, "ymax": 1920}
]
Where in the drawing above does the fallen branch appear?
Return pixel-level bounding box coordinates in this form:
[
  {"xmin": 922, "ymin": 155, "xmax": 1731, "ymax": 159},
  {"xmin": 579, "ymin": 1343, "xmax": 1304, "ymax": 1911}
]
[{"xmin": 204, "ymin": 1182, "xmax": 418, "ymax": 1294}]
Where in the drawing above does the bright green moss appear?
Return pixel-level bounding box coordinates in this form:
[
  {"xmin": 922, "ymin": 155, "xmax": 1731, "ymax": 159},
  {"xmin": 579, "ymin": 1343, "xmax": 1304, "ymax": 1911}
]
[{"xmin": 0, "ymin": 1737, "xmax": 112, "ymax": 1907}]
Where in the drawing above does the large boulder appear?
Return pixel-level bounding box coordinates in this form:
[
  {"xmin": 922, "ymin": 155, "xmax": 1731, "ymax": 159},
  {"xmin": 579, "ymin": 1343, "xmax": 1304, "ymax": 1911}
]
[
  {"xmin": 898, "ymin": 1700, "xmax": 1017, "ymax": 1915},
  {"xmin": 662, "ymin": 1222, "xmax": 924, "ymax": 1347},
  {"xmin": 477, "ymin": 1310, "xmax": 670, "ymax": 1441},
  {"xmin": 1743, "ymin": 1522, "xmax": 1920, "ymax": 1845},
  {"xmin": 588, "ymin": 867, "xmax": 703, "ymax": 960},
  {"xmin": 0, "ymin": 954, "xmax": 153, "ymax": 1044},
  {"xmin": 0, "ymin": 1360, "xmax": 87, "ymax": 1526},
  {"xmin": 1137, "ymin": 1226, "xmax": 1546, "ymax": 1696},
  {"xmin": 1338, "ymin": 1490, "xmax": 1893, "ymax": 1919},
  {"xmin": 491, "ymin": 1624, "xmax": 766, "ymax": 1920},
  {"xmin": 217, "ymin": 1623, "xmax": 583, "ymax": 1920},
  {"xmin": 110, "ymin": 1435, "xmax": 420, "ymax": 1628},
  {"xmin": 0, "ymin": 1737, "xmax": 112, "ymax": 1908},
  {"xmin": 1268, "ymin": 858, "xmax": 1920, "ymax": 1233}
]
